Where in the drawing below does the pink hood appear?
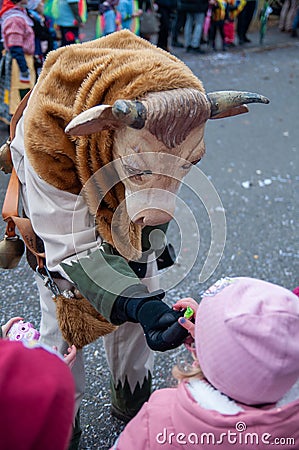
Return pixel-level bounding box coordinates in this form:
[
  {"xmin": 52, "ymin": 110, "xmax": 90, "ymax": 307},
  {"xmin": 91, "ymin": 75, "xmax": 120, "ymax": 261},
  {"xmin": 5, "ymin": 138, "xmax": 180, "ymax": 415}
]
[{"xmin": 113, "ymin": 379, "xmax": 299, "ymax": 449}]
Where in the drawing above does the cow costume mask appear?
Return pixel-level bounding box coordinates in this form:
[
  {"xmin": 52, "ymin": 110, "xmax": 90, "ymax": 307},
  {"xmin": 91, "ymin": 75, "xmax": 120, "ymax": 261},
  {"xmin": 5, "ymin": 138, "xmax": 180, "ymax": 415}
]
[{"xmin": 23, "ymin": 30, "xmax": 269, "ymax": 262}]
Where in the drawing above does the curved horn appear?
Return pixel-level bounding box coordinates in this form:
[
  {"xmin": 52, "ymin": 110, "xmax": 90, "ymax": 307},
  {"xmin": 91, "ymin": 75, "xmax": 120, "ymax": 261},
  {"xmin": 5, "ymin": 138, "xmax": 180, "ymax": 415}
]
[
  {"xmin": 207, "ymin": 91, "xmax": 270, "ymax": 118},
  {"xmin": 112, "ymin": 100, "xmax": 147, "ymax": 129}
]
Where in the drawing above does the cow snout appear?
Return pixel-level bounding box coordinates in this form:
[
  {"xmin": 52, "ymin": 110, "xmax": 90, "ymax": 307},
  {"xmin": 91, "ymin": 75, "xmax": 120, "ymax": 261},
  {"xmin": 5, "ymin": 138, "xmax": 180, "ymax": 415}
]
[
  {"xmin": 126, "ymin": 188, "xmax": 176, "ymax": 226},
  {"xmin": 132, "ymin": 209, "xmax": 173, "ymax": 226}
]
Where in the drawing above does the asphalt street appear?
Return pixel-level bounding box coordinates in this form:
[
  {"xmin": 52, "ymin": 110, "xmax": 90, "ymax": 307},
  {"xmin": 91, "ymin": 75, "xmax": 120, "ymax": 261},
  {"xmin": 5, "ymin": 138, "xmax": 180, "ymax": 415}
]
[{"xmin": 0, "ymin": 20, "xmax": 298, "ymax": 450}]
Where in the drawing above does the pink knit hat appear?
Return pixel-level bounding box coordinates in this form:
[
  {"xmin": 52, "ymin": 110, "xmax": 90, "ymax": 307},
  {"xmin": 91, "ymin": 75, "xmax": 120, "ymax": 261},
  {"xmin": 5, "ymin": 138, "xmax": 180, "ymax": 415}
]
[
  {"xmin": 0, "ymin": 340, "xmax": 75, "ymax": 450},
  {"xmin": 195, "ymin": 277, "xmax": 299, "ymax": 405}
]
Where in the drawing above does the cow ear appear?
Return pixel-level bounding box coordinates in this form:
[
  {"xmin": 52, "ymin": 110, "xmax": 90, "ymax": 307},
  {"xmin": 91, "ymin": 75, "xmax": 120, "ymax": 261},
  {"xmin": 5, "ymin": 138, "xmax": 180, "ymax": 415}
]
[{"xmin": 65, "ymin": 105, "xmax": 122, "ymax": 136}]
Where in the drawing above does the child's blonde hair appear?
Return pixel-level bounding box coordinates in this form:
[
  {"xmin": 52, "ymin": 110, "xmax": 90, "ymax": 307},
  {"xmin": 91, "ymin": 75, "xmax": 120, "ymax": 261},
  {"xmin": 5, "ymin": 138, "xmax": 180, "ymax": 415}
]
[{"xmin": 172, "ymin": 363, "xmax": 204, "ymax": 382}]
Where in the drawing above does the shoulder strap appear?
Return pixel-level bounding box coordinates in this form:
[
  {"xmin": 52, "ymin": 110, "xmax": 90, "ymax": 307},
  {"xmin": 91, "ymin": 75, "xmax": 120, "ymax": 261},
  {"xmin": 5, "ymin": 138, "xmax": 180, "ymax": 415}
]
[
  {"xmin": 1, "ymin": 90, "xmax": 45, "ymax": 268},
  {"xmin": 9, "ymin": 90, "xmax": 32, "ymax": 141}
]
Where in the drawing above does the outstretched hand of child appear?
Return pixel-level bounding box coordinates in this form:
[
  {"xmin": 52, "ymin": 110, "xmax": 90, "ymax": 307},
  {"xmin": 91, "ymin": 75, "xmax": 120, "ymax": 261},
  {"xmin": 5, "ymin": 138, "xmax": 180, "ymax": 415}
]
[
  {"xmin": 63, "ymin": 345, "xmax": 77, "ymax": 369},
  {"xmin": 52, "ymin": 344, "xmax": 77, "ymax": 369},
  {"xmin": 173, "ymin": 298, "xmax": 198, "ymax": 339},
  {"xmin": 1, "ymin": 317, "xmax": 24, "ymax": 338}
]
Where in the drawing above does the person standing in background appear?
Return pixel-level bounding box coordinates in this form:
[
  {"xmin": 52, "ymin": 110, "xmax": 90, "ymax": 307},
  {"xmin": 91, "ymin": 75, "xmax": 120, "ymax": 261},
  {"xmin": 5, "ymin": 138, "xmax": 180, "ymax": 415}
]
[
  {"xmin": 237, "ymin": 0, "xmax": 257, "ymax": 44},
  {"xmin": 224, "ymin": 0, "xmax": 245, "ymax": 46},
  {"xmin": 117, "ymin": 0, "xmax": 142, "ymax": 31},
  {"xmin": 178, "ymin": 0, "xmax": 208, "ymax": 53},
  {"xmin": 55, "ymin": 0, "xmax": 82, "ymax": 45},
  {"xmin": 209, "ymin": 0, "xmax": 226, "ymax": 51},
  {"xmin": 97, "ymin": 0, "xmax": 121, "ymax": 36},
  {"xmin": 171, "ymin": 0, "xmax": 185, "ymax": 47},
  {"xmin": 155, "ymin": 0, "xmax": 176, "ymax": 51},
  {"xmin": 279, "ymin": 0, "xmax": 298, "ymax": 32},
  {"xmin": 0, "ymin": 0, "xmax": 35, "ymax": 118},
  {"xmin": 26, "ymin": 0, "xmax": 54, "ymax": 77},
  {"xmin": 290, "ymin": 1, "xmax": 299, "ymax": 36}
]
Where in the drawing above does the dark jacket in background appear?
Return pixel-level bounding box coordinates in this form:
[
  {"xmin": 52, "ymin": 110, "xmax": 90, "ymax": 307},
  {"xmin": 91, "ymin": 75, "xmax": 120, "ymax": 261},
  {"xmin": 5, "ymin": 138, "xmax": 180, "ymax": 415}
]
[
  {"xmin": 156, "ymin": 0, "xmax": 176, "ymax": 9},
  {"xmin": 178, "ymin": 0, "xmax": 208, "ymax": 13}
]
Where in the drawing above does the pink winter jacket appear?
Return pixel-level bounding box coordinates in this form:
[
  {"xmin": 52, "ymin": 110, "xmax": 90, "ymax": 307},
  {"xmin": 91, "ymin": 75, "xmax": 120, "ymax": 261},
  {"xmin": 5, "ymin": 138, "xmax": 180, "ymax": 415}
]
[
  {"xmin": 2, "ymin": 14, "xmax": 35, "ymax": 55},
  {"xmin": 111, "ymin": 378, "xmax": 299, "ymax": 449}
]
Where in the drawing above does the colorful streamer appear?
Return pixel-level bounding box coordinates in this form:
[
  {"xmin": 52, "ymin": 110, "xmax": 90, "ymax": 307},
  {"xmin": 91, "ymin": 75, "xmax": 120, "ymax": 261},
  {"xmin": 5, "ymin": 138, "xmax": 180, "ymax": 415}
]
[
  {"xmin": 43, "ymin": 0, "xmax": 53, "ymax": 17},
  {"xmin": 79, "ymin": 0, "xmax": 88, "ymax": 23},
  {"xmin": 130, "ymin": 0, "xmax": 140, "ymax": 35},
  {"xmin": 95, "ymin": 14, "xmax": 105, "ymax": 38},
  {"xmin": 51, "ymin": 0, "xmax": 60, "ymax": 20},
  {"xmin": 115, "ymin": 11, "xmax": 122, "ymax": 30}
]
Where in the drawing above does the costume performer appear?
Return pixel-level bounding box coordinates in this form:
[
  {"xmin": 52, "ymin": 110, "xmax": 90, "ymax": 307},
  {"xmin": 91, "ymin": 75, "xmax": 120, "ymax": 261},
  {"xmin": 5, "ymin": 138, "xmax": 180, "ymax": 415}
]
[{"xmin": 4, "ymin": 30, "xmax": 269, "ymax": 448}]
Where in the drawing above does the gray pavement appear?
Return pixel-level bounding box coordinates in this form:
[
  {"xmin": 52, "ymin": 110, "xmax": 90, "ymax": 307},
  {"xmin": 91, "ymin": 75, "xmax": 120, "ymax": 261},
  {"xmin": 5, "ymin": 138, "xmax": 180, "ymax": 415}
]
[{"xmin": 0, "ymin": 17, "xmax": 298, "ymax": 450}]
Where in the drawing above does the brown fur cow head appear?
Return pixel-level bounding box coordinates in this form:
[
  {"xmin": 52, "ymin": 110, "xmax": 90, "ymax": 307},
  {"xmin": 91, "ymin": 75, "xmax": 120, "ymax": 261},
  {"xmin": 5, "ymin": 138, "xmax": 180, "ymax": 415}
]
[
  {"xmin": 66, "ymin": 88, "xmax": 269, "ymax": 229},
  {"xmin": 23, "ymin": 30, "xmax": 269, "ymax": 260}
]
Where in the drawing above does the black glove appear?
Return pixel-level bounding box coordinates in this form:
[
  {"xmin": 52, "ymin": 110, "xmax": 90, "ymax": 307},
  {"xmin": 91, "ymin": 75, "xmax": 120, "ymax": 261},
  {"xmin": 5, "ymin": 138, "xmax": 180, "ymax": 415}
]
[{"xmin": 111, "ymin": 285, "xmax": 189, "ymax": 352}]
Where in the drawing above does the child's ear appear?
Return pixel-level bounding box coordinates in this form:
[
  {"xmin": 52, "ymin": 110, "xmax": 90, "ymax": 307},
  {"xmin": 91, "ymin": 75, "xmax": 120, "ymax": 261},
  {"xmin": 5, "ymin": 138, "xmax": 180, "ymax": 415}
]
[
  {"xmin": 185, "ymin": 340, "xmax": 200, "ymax": 368},
  {"xmin": 192, "ymin": 358, "xmax": 200, "ymax": 368},
  {"xmin": 184, "ymin": 339, "xmax": 197, "ymax": 360}
]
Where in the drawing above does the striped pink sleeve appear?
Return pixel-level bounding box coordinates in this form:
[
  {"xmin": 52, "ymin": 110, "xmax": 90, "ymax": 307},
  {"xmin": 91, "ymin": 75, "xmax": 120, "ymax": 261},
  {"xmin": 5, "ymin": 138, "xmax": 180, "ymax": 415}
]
[{"xmin": 3, "ymin": 16, "xmax": 35, "ymax": 55}]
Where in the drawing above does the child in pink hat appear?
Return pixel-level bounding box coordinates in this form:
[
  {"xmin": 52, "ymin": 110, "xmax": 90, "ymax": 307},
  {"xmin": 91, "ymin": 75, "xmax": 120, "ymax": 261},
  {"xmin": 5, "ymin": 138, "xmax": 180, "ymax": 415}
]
[
  {"xmin": 111, "ymin": 277, "xmax": 299, "ymax": 449},
  {"xmin": 1, "ymin": 316, "xmax": 77, "ymax": 367},
  {"xmin": 0, "ymin": 339, "xmax": 75, "ymax": 450}
]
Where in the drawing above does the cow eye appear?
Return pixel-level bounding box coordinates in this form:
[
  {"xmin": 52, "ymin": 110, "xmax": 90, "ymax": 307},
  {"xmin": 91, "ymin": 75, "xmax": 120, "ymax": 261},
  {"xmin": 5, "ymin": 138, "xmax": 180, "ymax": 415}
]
[
  {"xmin": 182, "ymin": 162, "xmax": 192, "ymax": 170},
  {"xmin": 123, "ymin": 165, "xmax": 143, "ymax": 176},
  {"xmin": 123, "ymin": 165, "xmax": 152, "ymax": 180}
]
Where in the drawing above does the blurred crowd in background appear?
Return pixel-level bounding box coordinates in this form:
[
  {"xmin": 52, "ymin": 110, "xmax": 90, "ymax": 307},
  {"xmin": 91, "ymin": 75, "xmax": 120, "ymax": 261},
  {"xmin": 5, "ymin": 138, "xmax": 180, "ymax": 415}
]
[{"xmin": 0, "ymin": 0, "xmax": 298, "ymax": 125}]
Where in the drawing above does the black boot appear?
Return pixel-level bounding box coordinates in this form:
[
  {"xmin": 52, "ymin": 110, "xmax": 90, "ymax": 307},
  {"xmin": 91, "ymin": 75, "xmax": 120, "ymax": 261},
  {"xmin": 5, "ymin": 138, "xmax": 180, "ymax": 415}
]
[{"xmin": 110, "ymin": 374, "xmax": 152, "ymax": 423}]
